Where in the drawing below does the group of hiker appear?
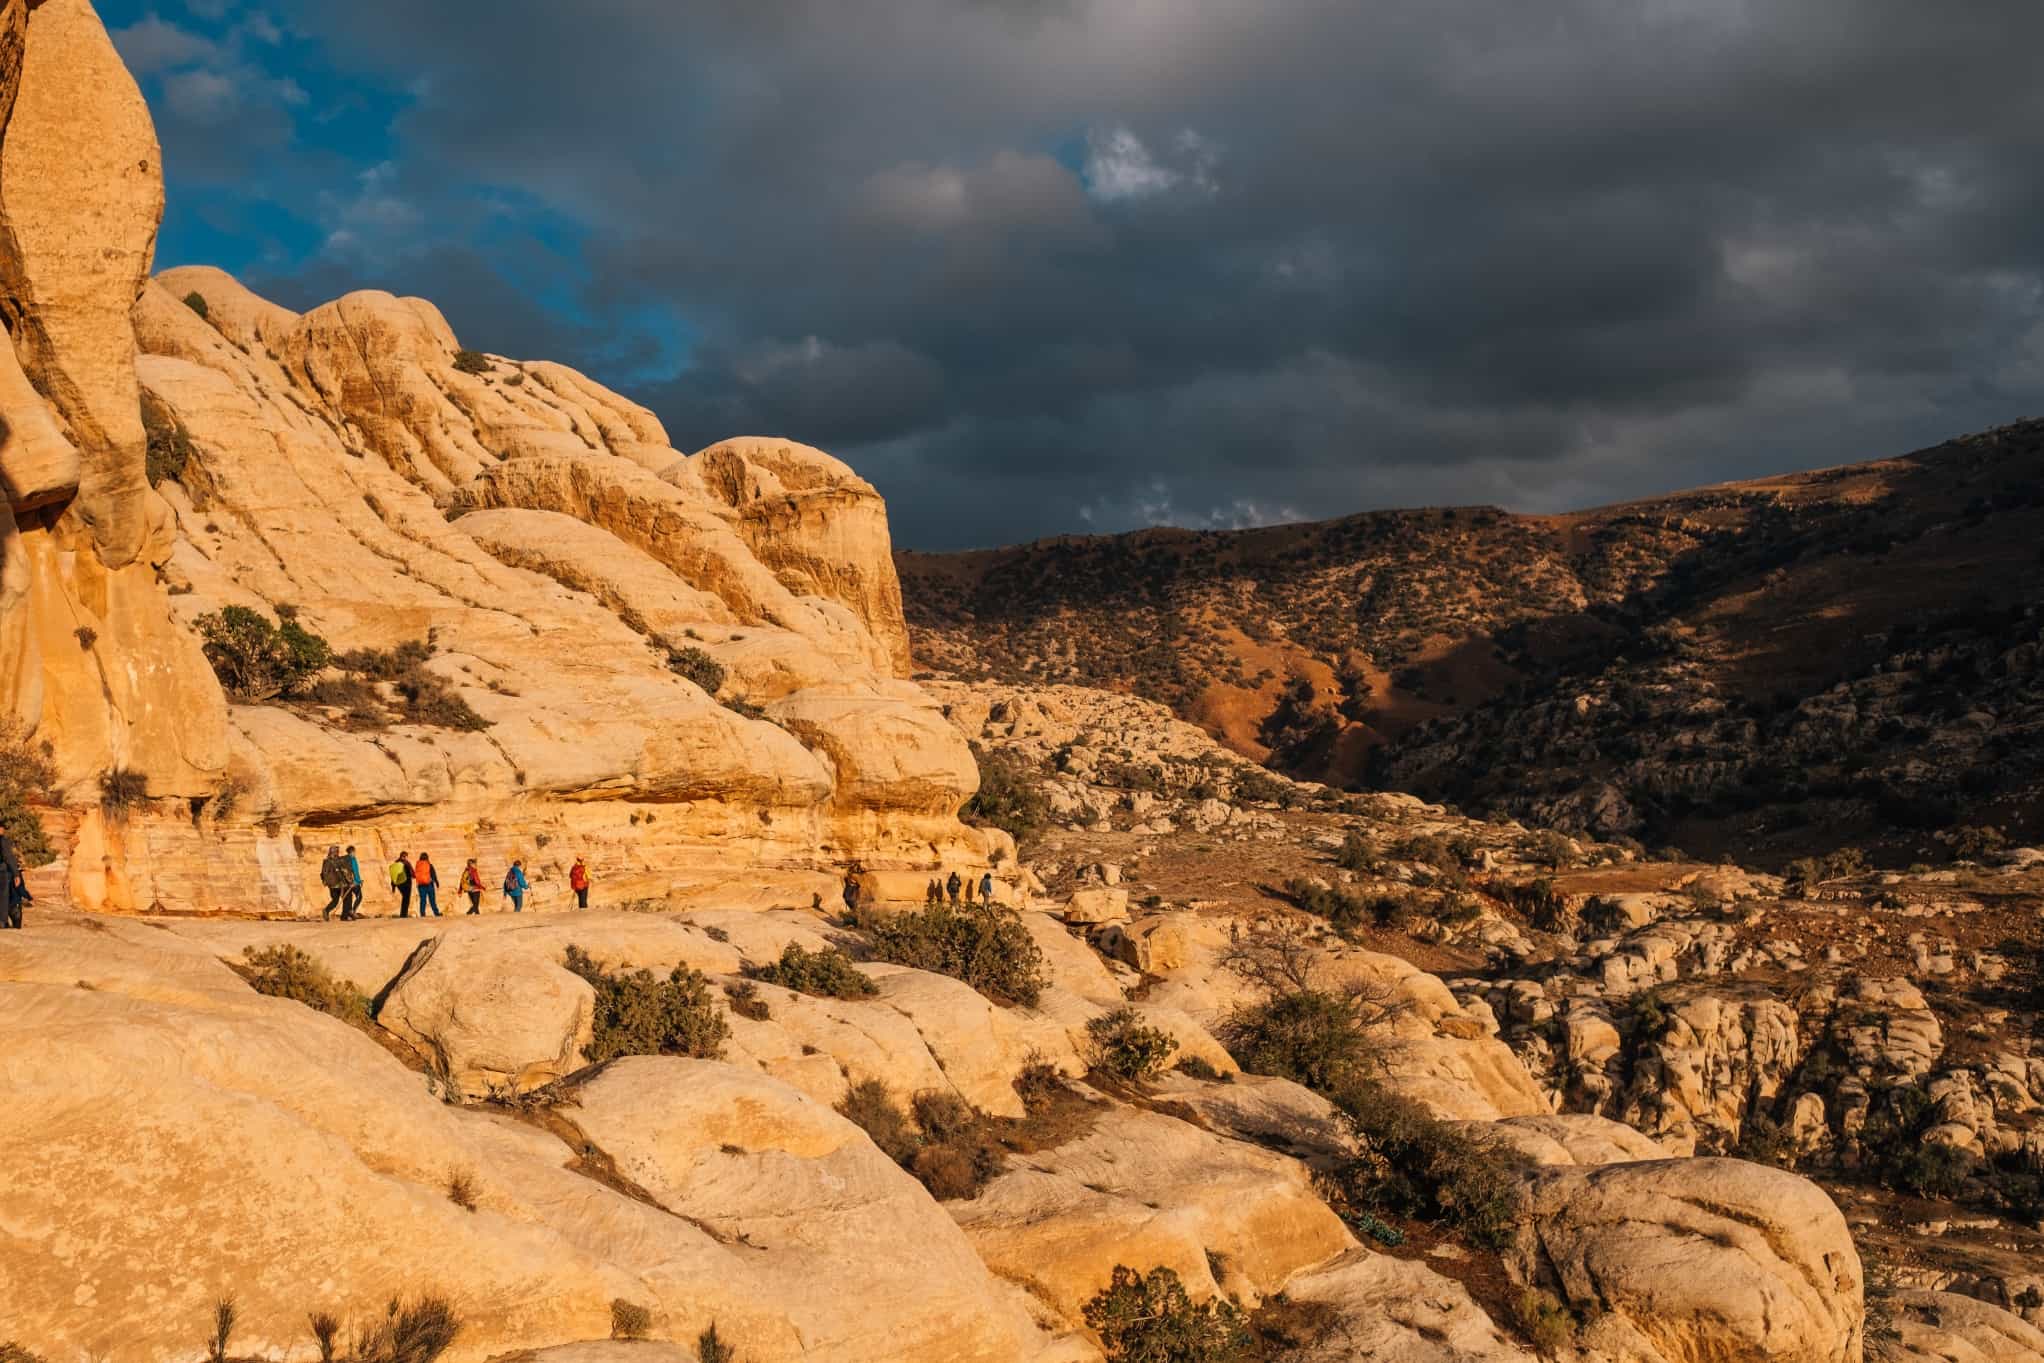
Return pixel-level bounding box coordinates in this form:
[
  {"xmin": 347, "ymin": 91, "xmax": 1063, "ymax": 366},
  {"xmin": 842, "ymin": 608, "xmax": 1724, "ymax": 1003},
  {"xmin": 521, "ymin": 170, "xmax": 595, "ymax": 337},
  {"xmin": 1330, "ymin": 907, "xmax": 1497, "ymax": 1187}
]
[
  {"xmin": 319, "ymin": 846, "xmax": 592, "ymax": 920},
  {"xmin": 838, "ymin": 866, "xmax": 1000, "ymax": 913},
  {"xmin": 0, "ymin": 828, "xmax": 30, "ymax": 930},
  {"xmin": 926, "ymin": 868, "xmax": 997, "ymax": 907}
]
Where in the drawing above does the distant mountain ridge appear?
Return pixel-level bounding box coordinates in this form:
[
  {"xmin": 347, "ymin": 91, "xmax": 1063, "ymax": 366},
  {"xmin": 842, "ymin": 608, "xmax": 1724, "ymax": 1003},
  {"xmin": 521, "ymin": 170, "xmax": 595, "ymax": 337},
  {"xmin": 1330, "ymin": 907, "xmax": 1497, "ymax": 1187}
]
[{"xmin": 899, "ymin": 419, "xmax": 2044, "ymax": 861}]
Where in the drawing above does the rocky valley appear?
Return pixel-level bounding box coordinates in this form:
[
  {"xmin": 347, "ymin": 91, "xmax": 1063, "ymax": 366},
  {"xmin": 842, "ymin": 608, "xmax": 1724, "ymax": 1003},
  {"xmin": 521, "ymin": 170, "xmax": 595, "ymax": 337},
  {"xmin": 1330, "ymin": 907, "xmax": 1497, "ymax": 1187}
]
[{"xmin": 2, "ymin": 4, "xmax": 2042, "ymax": 1363}]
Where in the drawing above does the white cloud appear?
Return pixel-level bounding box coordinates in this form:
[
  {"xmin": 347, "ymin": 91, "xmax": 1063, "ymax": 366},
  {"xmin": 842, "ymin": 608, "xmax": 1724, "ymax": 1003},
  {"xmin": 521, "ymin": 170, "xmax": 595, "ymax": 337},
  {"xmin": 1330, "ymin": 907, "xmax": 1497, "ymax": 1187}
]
[
  {"xmin": 110, "ymin": 15, "xmax": 217, "ymax": 76},
  {"xmin": 163, "ymin": 68, "xmax": 241, "ymax": 124},
  {"xmin": 1082, "ymin": 124, "xmax": 1221, "ymax": 202}
]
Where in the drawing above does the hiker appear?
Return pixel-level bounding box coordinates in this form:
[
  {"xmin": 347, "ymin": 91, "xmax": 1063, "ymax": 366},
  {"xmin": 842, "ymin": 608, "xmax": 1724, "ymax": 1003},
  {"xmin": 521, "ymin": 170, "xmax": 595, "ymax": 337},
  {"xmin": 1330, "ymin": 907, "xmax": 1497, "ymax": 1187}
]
[
  {"xmin": 341, "ymin": 845, "xmax": 364, "ymax": 920},
  {"xmin": 460, "ymin": 858, "xmax": 485, "ymax": 914},
  {"xmin": 503, "ymin": 859, "xmax": 529, "ymax": 912},
  {"xmin": 413, "ymin": 852, "xmax": 441, "ymax": 917},
  {"xmin": 391, "ymin": 852, "xmax": 414, "ymax": 917},
  {"xmin": 980, "ymin": 871, "xmax": 995, "ymax": 905},
  {"xmin": 569, "ymin": 856, "xmax": 590, "ymax": 909},
  {"xmin": 0, "ymin": 828, "xmax": 23, "ymax": 930},
  {"xmin": 5, "ymin": 864, "xmax": 29, "ymax": 930},
  {"xmin": 842, "ymin": 869, "xmax": 861, "ymax": 912},
  {"xmin": 946, "ymin": 870, "xmax": 962, "ymax": 905},
  {"xmin": 319, "ymin": 845, "xmax": 349, "ymax": 920}
]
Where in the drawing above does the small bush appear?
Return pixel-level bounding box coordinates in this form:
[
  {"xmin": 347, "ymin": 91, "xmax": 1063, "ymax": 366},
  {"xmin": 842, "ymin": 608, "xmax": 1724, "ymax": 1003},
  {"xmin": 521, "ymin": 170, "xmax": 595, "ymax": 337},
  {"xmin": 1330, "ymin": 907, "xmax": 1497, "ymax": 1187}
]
[
  {"xmin": 962, "ymin": 743, "xmax": 1052, "ymax": 849},
  {"xmin": 452, "ymin": 349, "xmax": 492, "ymax": 374},
  {"xmin": 723, "ymin": 979, "xmax": 771, "ymax": 1021},
  {"xmin": 143, "ymin": 393, "xmax": 194, "ymax": 488},
  {"xmin": 210, "ymin": 1298, "xmax": 236, "ymax": 1363},
  {"xmin": 335, "ymin": 640, "xmax": 434, "ymax": 679},
  {"xmin": 1225, "ymin": 989, "xmax": 1384, "ymax": 1094},
  {"xmin": 663, "ymin": 644, "xmax": 726, "ymax": 695},
  {"xmin": 1086, "ymin": 1007, "xmax": 1179, "ymax": 1084},
  {"xmin": 838, "ymin": 1080, "xmax": 1004, "ymax": 1200},
  {"xmin": 99, "ymin": 765, "xmax": 150, "ymax": 820},
  {"xmin": 1281, "ymin": 877, "xmax": 1370, "ymax": 938},
  {"xmin": 860, "ymin": 901, "xmax": 1046, "ymax": 1007},
  {"xmin": 446, "ymin": 1168, "xmax": 478, "ymax": 1211},
  {"xmin": 752, "ymin": 942, "xmax": 877, "ymax": 999},
  {"xmin": 610, "ymin": 1299, "xmax": 653, "ymax": 1341},
  {"xmin": 1083, "ymin": 1264, "xmax": 1249, "ymax": 1363},
  {"xmin": 234, "ymin": 945, "xmax": 370, "ymax": 1023},
  {"xmin": 395, "ymin": 667, "xmax": 490, "ymax": 731},
  {"xmin": 183, "ymin": 291, "xmax": 210, "ymax": 319},
  {"xmin": 838, "ymin": 1078, "xmax": 921, "ymax": 1164},
  {"xmin": 565, "ymin": 945, "xmax": 729, "ymax": 1063},
  {"xmin": 1512, "ymin": 1287, "xmax": 1578, "ymax": 1356},
  {"xmin": 1333, "ymin": 828, "xmax": 1375, "ymax": 873},
  {"xmin": 697, "ymin": 1323, "xmax": 737, "ymax": 1363},
  {"xmin": 1327, "ymin": 1081, "xmax": 1526, "ymax": 1249},
  {"xmin": 197, "ymin": 604, "xmax": 332, "ymax": 701},
  {"xmin": 1177, "ymin": 1054, "xmax": 1226, "ymax": 1082},
  {"xmin": 0, "ymin": 718, "xmax": 58, "ymax": 867},
  {"xmin": 354, "ymin": 1296, "xmax": 461, "ymax": 1363}
]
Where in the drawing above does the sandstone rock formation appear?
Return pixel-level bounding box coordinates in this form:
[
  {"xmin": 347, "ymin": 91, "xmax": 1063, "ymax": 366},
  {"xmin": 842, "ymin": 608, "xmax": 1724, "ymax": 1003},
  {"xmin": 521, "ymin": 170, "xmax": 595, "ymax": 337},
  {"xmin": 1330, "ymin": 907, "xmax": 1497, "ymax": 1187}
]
[{"xmin": 0, "ymin": 0, "xmax": 988, "ymax": 918}]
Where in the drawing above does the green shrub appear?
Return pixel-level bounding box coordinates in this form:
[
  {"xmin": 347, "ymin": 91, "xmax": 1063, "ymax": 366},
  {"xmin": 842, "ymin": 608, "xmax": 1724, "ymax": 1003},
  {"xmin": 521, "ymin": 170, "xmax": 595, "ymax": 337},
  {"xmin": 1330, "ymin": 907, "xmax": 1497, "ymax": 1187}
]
[
  {"xmin": 752, "ymin": 943, "xmax": 877, "ymax": 999},
  {"xmin": 1224, "ymin": 989, "xmax": 1382, "ymax": 1094},
  {"xmin": 1327, "ymin": 1081, "xmax": 1526, "ymax": 1249},
  {"xmin": 1082, "ymin": 1265, "xmax": 1249, "ymax": 1363},
  {"xmin": 183, "ymin": 291, "xmax": 210, "ymax": 319},
  {"xmin": 564, "ymin": 945, "xmax": 729, "ymax": 1063},
  {"xmin": 335, "ymin": 640, "xmax": 434, "ymax": 679},
  {"xmin": 1333, "ymin": 828, "xmax": 1375, "ymax": 873},
  {"xmin": 142, "ymin": 393, "xmax": 194, "ymax": 488},
  {"xmin": 233, "ymin": 945, "xmax": 370, "ymax": 1023},
  {"xmin": 838, "ymin": 1079, "xmax": 1005, "ymax": 1200},
  {"xmin": 1086, "ymin": 1007, "xmax": 1179, "ymax": 1083},
  {"xmin": 1281, "ymin": 877, "xmax": 1369, "ymax": 938},
  {"xmin": 196, "ymin": 604, "xmax": 333, "ymax": 701},
  {"xmin": 839, "ymin": 1078, "xmax": 921, "ymax": 1163},
  {"xmin": 99, "ymin": 765, "xmax": 150, "ymax": 820},
  {"xmin": 1511, "ymin": 1287, "xmax": 1578, "ymax": 1356},
  {"xmin": 664, "ymin": 644, "xmax": 726, "ymax": 695},
  {"xmin": 394, "ymin": 667, "xmax": 490, "ymax": 731},
  {"xmin": 610, "ymin": 1299, "xmax": 652, "ymax": 1341},
  {"xmin": 723, "ymin": 979, "xmax": 771, "ymax": 1020},
  {"xmin": 860, "ymin": 901, "xmax": 1046, "ymax": 1007},
  {"xmin": 962, "ymin": 744, "xmax": 1052, "ymax": 849},
  {"xmin": 696, "ymin": 1323, "xmax": 737, "ymax": 1363},
  {"xmin": 1177, "ymin": 1054, "xmax": 1226, "ymax": 1082},
  {"xmin": 452, "ymin": 349, "xmax": 492, "ymax": 374},
  {"xmin": 0, "ymin": 718, "xmax": 57, "ymax": 867}
]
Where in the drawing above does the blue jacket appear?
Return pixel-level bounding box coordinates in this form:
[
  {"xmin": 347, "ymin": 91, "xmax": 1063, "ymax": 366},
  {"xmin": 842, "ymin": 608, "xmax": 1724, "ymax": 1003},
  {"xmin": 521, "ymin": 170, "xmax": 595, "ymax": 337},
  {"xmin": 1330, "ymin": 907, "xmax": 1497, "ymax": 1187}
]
[
  {"xmin": 505, "ymin": 866, "xmax": 528, "ymax": 893},
  {"xmin": 346, "ymin": 854, "xmax": 363, "ymax": 886}
]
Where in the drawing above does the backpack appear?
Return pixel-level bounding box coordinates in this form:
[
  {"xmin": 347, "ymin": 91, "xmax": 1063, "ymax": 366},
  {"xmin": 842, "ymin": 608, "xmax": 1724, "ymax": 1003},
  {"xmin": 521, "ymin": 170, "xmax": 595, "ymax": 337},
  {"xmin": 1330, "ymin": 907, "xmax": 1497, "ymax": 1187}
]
[
  {"xmin": 503, "ymin": 869, "xmax": 520, "ymax": 894},
  {"xmin": 320, "ymin": 857, "xmax": 346, "ymax": 890},
  {"xmin": 391, "ymin": 861, "xmax": 408, "ymax": 887}
]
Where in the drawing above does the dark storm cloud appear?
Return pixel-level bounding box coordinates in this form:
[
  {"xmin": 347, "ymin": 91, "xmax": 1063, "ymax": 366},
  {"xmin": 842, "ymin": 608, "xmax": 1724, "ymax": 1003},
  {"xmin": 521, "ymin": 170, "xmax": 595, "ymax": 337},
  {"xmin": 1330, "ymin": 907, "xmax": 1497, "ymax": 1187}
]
[{"xmin": 160, "ymin": 0, "xmax": 2044, "ymax": 545}]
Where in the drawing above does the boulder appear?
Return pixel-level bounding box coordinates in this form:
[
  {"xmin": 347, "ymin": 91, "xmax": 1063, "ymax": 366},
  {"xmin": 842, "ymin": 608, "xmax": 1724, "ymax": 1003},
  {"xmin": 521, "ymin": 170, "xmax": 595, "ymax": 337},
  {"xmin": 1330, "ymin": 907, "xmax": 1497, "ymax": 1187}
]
[
  {"xmin": 376, "ymin": 932, "xmax": 596, "ymax": 1100},
  {"xmin": 1511, "ymin": 1158, "xmax": 1862, "ymax": 1363}
]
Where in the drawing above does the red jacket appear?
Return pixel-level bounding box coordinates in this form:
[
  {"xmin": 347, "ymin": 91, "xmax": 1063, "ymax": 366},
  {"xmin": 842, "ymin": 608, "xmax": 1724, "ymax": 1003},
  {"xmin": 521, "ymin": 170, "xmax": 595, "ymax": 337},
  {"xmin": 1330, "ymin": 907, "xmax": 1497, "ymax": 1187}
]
[{"xmin": 569, "ymin": 862, "xmax": 589, "ymax": 891}]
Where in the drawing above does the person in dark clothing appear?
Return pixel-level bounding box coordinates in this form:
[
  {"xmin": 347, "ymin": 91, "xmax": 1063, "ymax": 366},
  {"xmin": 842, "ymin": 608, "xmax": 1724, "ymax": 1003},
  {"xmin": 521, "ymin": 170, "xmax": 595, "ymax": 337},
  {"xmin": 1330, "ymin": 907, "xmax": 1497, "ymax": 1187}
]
[
  {"xmin": 341, "ymin": 845, "xmax": 364, "ymax": 920},
  {"xmin": 460, "ymin": 858, "xmax": 485, "ymax": 914},
  {"xmin": 414, "ymin": 853, "xmax": 441, "ymax": 917},
  {"xmin": 0, "ymin": 830, "xmax": 24, "ymax": 930},
  {"xmin": 391, "ymin": 852, "xmax": 413, "ymax": 917},
  {"xmin": 319, "ymin": 845, "xmax": 348, "ymax": 920},
  {"xmin": 946, "ymin": 871, "xmax": 962, "ymax": 905},
  {"xmin": 842, "ymin": 870, "xmax": 862, "ymax": 913}
]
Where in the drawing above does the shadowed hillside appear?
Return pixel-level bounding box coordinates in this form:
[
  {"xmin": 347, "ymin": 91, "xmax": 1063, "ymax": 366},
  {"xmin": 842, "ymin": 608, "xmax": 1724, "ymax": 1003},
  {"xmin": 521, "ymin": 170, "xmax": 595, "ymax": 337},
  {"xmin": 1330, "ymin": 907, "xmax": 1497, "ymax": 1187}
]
[{"xmin": 900, "ymin": 419, "xmax": 2044, "ymax": 863}]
